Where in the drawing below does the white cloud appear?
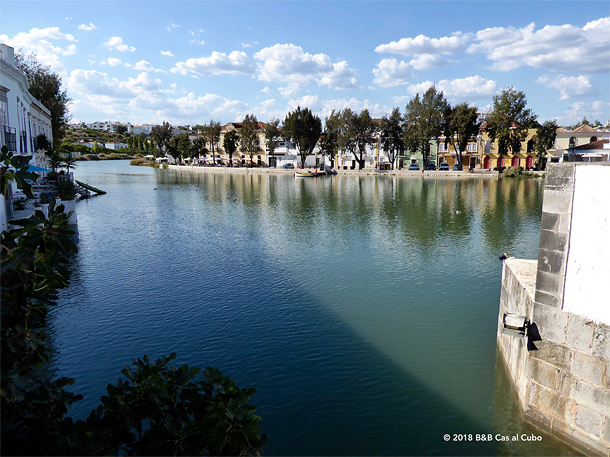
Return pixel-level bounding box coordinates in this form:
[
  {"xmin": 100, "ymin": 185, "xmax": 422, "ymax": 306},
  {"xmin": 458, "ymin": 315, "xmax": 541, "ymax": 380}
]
[
  {"xmin": 437, "ymin": 75, "xmax": 499, "ymax": 99},
  {"xmin": 0, "ymin": 27, "xmax": 77, "ymax": 68},
  {"xmin": 408, "ymin": 54, "xmax": 450, "ymax": 71},
  {"xmin": 106, "ymin": 57, "xmax": 122, "ymax": 66},
  {"xmin": 403, "ymin": 76, "xmax": 498, "ymax": 100},
  {"xmin": 536, "ymin": 74, "xmax": 596, "ymax": 100},
  {"xmin": 167, "ymin": 23, "xmax": 182, "ymax": 32},
  {"xmin": 255, "ymin": 44, "xmax": 333, "ymax": 86},
  {"xmin": 376, "ymin": 32, "xmax": 471, "ymax": 57},
  {"xmin": 133, "ymin": 60, "xmax": 166, "ymax": 73},
  {"xmin": 261, "ymin": 86, "xmax": 271, "ymax": 94},
  {"xmin": 78, "ymin": 23, "xmax": 97, "ymax": 31},
  {"xmin": 171, "ymin": 51, "xmax": 254, "ymax": 76},
  {"xmin": 161, "ymin": 50, "xmax": 174, "ymax": 57},
  {"xmin": 562, "ymin": 100, "xmax": 609, "ymax": 124},
  {"xmin": 468, "ymin": 17, "xmax": 610, "ymax": 73},
  {"xmin": 104, "ymin": 36, "xmax": 136, "ymax": 52},
  {"xmin": 373, "ymin": 59, "xmax": 414, "ymax": 87},
  {"xmin": 278, "ymin": 84, "xmax": 301, "ymax": 98},
  {"xmin": 254, "ymin": 43, "xmax": 361, "ymax": 92},
  {"xmin": 190, "ymin": 39, "xmax": 205, "ymax": 46},
  {"xmin": 318, "ymin": 61, "xmax": 362, "ymax": 91}
]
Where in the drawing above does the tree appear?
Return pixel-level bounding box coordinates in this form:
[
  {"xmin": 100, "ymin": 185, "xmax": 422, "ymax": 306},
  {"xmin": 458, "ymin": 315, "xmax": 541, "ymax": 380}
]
[
  {"xmin": 165, "ymin": 132, "xmax": 190, "ymax": 164},
  {"xmin": 15, "ymin": 52, "xmax": 71, "ymax": 144},
  {"xmin": 223, "ymin": 130, "xmax": 239, "ymax": 166},
  {"xmin": 264, "ymin": 118, "xmax": 281, "ymax": 167},
  {"xmin": 379, "ymin": 107, "xmax": 404, "ymax": 170},
  {"xmin": 150, "ymin": 122, "xmax": 173, "ymax": 157},
  {"xmin": 190, "ymin": 135, "xmax": 208, "ymax": 161},
  {"xmin": 239, "ymin": 114, "xmax": 261, "ymax": 167},
  {"xmin": 533, "ymin": 120, "xmax": 558, "ymax": 171},
  {"xmin": 441, "ymin": 102, "xmax": 480, "ymax": 170},
  {"xmin": 282, "ymin": 107, "xmax": 322, "ymax": 169},
  {"xmin": 485, "ymin": 87, "xmax": 537, "ymax": 170},
  {"xmin": 62, "ymin": 151, "xmax": 78, "ymax": 175},
  {"xmin": 339, "ymin": 108, "xmax": 376, "ymax": 170},
  {"xmin": 203, "ymin": 120, "xmax": 222, "ymax": 165},
  {"xmin": 116, "ymin": 125, "xmax": 128, "ymax": 135},
  {"xmin": 319, "ymin": 110, "xmax": 342, "ymax": 168},
  {"xmin": 403, "ymin": 86, "xmax": 447, "ymax": 167}
]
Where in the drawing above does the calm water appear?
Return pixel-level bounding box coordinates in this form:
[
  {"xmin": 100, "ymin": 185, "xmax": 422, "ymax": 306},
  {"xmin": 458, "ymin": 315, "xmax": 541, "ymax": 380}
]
[{"xmin": 50, "ymin": 161, "xmax": 577, "ymax": 455}]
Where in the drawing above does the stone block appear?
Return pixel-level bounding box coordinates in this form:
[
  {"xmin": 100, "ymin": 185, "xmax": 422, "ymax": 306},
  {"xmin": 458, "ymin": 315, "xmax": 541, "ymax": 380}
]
[
  {"xmin": 540, "ymin": 212, "xmax": 561, "ymax": 232},
  {"xmin": 527, "ymin": 358, "xmax": 560, "ymax": 390},
  {"xmin": 524, "ymin": 404, "xmax": 552, "ymax": 430},
  {"xmin": 531, "ymin": 339, "xmax": 572, "ymax": 370},
  {"xmin": 539, "ymin": 230, "xmax": 569, "ymax": 253},
  {"xmin": 567, "ymin": 313, "xmax": 596, "ymax": 355},
  {"xmin": 533, "ymin": 304, "xmax": 567, "ymax": 344},
  {"xmin": 603, "ymin": 416, "xmax": 610, "ymax": 445},
  {"xmin": 571, "ymin": 377, "xmax": 609, "ymax": 413},
  {"xmin": 558, "ymin": 214, "xmax": 572, "ymax": 233},
  {"xmin": 593, "ymin": 323, "xmax": 610, "ymax": 362},
  {"xmin": 547, "ymin": 163, "xmax": 576, "ymax": 179},
  {"xmin": 574, "ymin": 403, "xmax": 604, "ymax": 437},
  {"xmin": 572, "ymin": 350, "xmax": 607, "ymax": 387},
  {"xmin": 536, "ymin": 383, "xmax": 566, "ymax": 420},
  {"xmin": 545, "ymin": 176, "xmax": 575, "ymax": 193},
  {"xmin": 534, "ymin": 288, "xmax": 561, "ymax": 309},
  {"xmin": 542, "ymin": 189, "xmax": 573, "ymax": 215},
  {"xmin": 535, "ymin": 270, "xmax": 565, "ymax": 299},
  {"xmin": 537, "ymin": 247, "xmax": 568, "ymax": 276},
  {"xmin": 559, "ymin": 371, "xmax": 574, "ymax": 397}
]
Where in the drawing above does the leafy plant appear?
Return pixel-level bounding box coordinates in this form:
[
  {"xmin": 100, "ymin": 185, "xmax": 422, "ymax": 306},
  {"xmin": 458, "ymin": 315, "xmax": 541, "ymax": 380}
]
[{"xmin": 1, "ymin": 150, "xmax": 266, "ymax": 456}]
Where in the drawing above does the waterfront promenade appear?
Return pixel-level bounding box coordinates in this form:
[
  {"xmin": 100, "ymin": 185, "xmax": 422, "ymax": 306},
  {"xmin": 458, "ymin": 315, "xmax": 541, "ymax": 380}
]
[{"xmin": 167, "ymin": 163, "xmax": 545, "ymax": 179}]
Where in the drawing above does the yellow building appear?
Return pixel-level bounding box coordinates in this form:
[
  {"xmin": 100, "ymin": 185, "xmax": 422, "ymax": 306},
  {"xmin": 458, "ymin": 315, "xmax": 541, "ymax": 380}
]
[
  {"xmin": 217, "ymin": 121, "xmax": 269, "ymax": 166},
  {"xmin": 478, "ymin": 125, "xmax": 538, "ymax": 170},
  {"xmin": 437, "ymin": 137, "xmax": 480, "ymax": 170}
]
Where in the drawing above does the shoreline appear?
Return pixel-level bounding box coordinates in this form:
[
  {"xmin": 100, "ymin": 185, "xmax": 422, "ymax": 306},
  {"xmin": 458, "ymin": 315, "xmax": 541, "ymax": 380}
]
[{"xmin": 166, "ymin": 164, "xmax": 545, "ymax": 179}]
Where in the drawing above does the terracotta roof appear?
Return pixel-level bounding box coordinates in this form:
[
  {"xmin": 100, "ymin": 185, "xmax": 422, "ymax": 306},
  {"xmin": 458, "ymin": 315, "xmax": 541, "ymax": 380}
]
[
  {"xmin": 573, "ymin": 139, "xmax": 609, "ymax": 150},
  {"xmin": 572, "ymin": 124, "xmax": 598, "ymax": 133}
]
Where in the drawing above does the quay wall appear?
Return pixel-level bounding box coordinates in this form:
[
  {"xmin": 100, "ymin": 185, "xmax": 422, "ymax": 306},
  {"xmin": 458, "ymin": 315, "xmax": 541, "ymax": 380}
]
[
  {"xmin": 167, "ymin": 164, "xmax": 522, "ymax": 179},
  {"xmin": 498, "ymin": 163, "xmax": 610, "ymax": 456}
]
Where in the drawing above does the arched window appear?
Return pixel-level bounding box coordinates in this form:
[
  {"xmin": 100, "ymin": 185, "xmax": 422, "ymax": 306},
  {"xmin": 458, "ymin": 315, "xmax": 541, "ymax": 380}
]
[
  {"xmin": 569, "ymin": 137, "xmax": 577, "ymax": 147},
  {"xmin": 527, "ymin": 139, "xmax": 535, "ymax": 153},
  {"xmin": 590, "ymin": 136, "xmax": 597, "ymax": 143}
]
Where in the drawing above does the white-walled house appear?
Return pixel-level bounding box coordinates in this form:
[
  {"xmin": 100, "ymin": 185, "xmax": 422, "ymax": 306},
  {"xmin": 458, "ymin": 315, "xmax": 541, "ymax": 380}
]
[{"xmin": 1, "ymin": 43, "xmax": 54, "ymax": 231}]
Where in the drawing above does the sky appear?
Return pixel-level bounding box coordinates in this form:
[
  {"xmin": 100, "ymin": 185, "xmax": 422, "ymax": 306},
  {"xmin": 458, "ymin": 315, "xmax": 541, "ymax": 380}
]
[{"xmin": 2, "ymin": 0, "xmax": 609, "ymax": 128}]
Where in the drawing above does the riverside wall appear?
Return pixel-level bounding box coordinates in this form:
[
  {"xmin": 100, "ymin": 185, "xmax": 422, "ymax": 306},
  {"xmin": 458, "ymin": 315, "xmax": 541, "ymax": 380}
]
[{"xmin": 497, "ymin": 163, "xmax": 610, "ymax": 456}]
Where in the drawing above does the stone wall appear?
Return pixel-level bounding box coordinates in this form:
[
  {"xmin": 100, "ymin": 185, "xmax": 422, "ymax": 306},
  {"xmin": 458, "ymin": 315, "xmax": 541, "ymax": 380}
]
[{"xmin": 497, "ymin": 163, "xmax": 610, "ymax": 456}]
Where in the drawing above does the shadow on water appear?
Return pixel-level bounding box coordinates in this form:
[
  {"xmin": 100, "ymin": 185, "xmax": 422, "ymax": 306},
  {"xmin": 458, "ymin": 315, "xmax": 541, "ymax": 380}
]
[{"xmin": 49, "ymin": 163, "xmax": 572, "ymax": 456}]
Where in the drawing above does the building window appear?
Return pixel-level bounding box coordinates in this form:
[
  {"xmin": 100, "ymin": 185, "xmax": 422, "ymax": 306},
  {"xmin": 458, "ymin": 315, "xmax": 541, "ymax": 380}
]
[{"xmin": 467, "ymin": 143, "xmax": 477, "ymax": 152}]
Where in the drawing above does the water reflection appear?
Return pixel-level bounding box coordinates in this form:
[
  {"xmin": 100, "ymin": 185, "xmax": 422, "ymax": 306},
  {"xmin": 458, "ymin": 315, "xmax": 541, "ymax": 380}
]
[{"xmin": 50, "ymin": 163, "xmax": 575, "ymax": 455}]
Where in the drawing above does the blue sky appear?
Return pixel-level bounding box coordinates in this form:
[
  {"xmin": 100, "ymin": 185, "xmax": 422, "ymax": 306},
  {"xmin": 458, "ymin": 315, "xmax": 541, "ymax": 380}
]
[{"xmin": 2, "ymin": 1, "xmax": 609, "ymax": 127}]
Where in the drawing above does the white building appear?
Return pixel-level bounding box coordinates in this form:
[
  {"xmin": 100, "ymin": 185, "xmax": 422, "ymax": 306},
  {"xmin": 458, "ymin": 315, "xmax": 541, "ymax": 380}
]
[{"xmin": 1, "ymin": 43, "xmax": 54, "ymax": 231}]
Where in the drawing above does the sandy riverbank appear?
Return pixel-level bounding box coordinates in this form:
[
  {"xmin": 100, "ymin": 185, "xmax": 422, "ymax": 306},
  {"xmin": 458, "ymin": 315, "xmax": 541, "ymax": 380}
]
[{"xmin": 166, "ymin": 164, "xmax": 545, "ymax": 179}]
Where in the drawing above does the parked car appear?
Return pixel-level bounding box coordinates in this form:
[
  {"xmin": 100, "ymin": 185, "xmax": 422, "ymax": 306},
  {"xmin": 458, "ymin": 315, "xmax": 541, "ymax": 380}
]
[
  {"xmin": 453, "ymin": 164, "xmax": 463, "ymax": 171},
  {"xmin": 439, "ymin": 162, "xmax": 450, "ymax": 171},
  {"xmin": 426, "ymin": 162, "xmax": 436, "ymax": 170},
  {"xmin": 408, "ymin": 163, "xmax": 420, "ymax": 170},
  {"xmin": 281, "ymin": 163, "xmax": 295, "ymax": 169}
]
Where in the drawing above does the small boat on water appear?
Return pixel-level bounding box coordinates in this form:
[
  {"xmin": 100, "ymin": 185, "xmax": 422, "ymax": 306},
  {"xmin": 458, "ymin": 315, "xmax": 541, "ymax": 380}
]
[
  {"xmin": 294, "ymin": 170, "xmax": 325, "ymax": 177},
  {"xmin": 294, "ymin": 166, "xmax": 337, "ymax": 177}
]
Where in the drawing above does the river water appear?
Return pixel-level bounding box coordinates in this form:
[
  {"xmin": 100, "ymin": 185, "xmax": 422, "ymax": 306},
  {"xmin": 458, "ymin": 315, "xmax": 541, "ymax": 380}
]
[{"xmin": 50, "ymin": 160, "xmax": 578, "ymax": 455}]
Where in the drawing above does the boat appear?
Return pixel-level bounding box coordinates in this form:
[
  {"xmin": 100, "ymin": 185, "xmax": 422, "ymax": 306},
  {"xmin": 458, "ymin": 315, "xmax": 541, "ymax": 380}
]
[{"xmin": 294, "ymin": 170, "xmax": 325, "ymax": 177}]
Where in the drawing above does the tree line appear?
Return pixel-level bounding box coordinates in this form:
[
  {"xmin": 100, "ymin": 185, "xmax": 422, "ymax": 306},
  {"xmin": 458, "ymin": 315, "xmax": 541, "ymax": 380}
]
[
  {"xmin": 14, "ymin": 50, "xmax": 559, "ymax": 172},
  {"xmin": 146, "ymin": 87, "xmax": 558, "ymax": 171}
]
